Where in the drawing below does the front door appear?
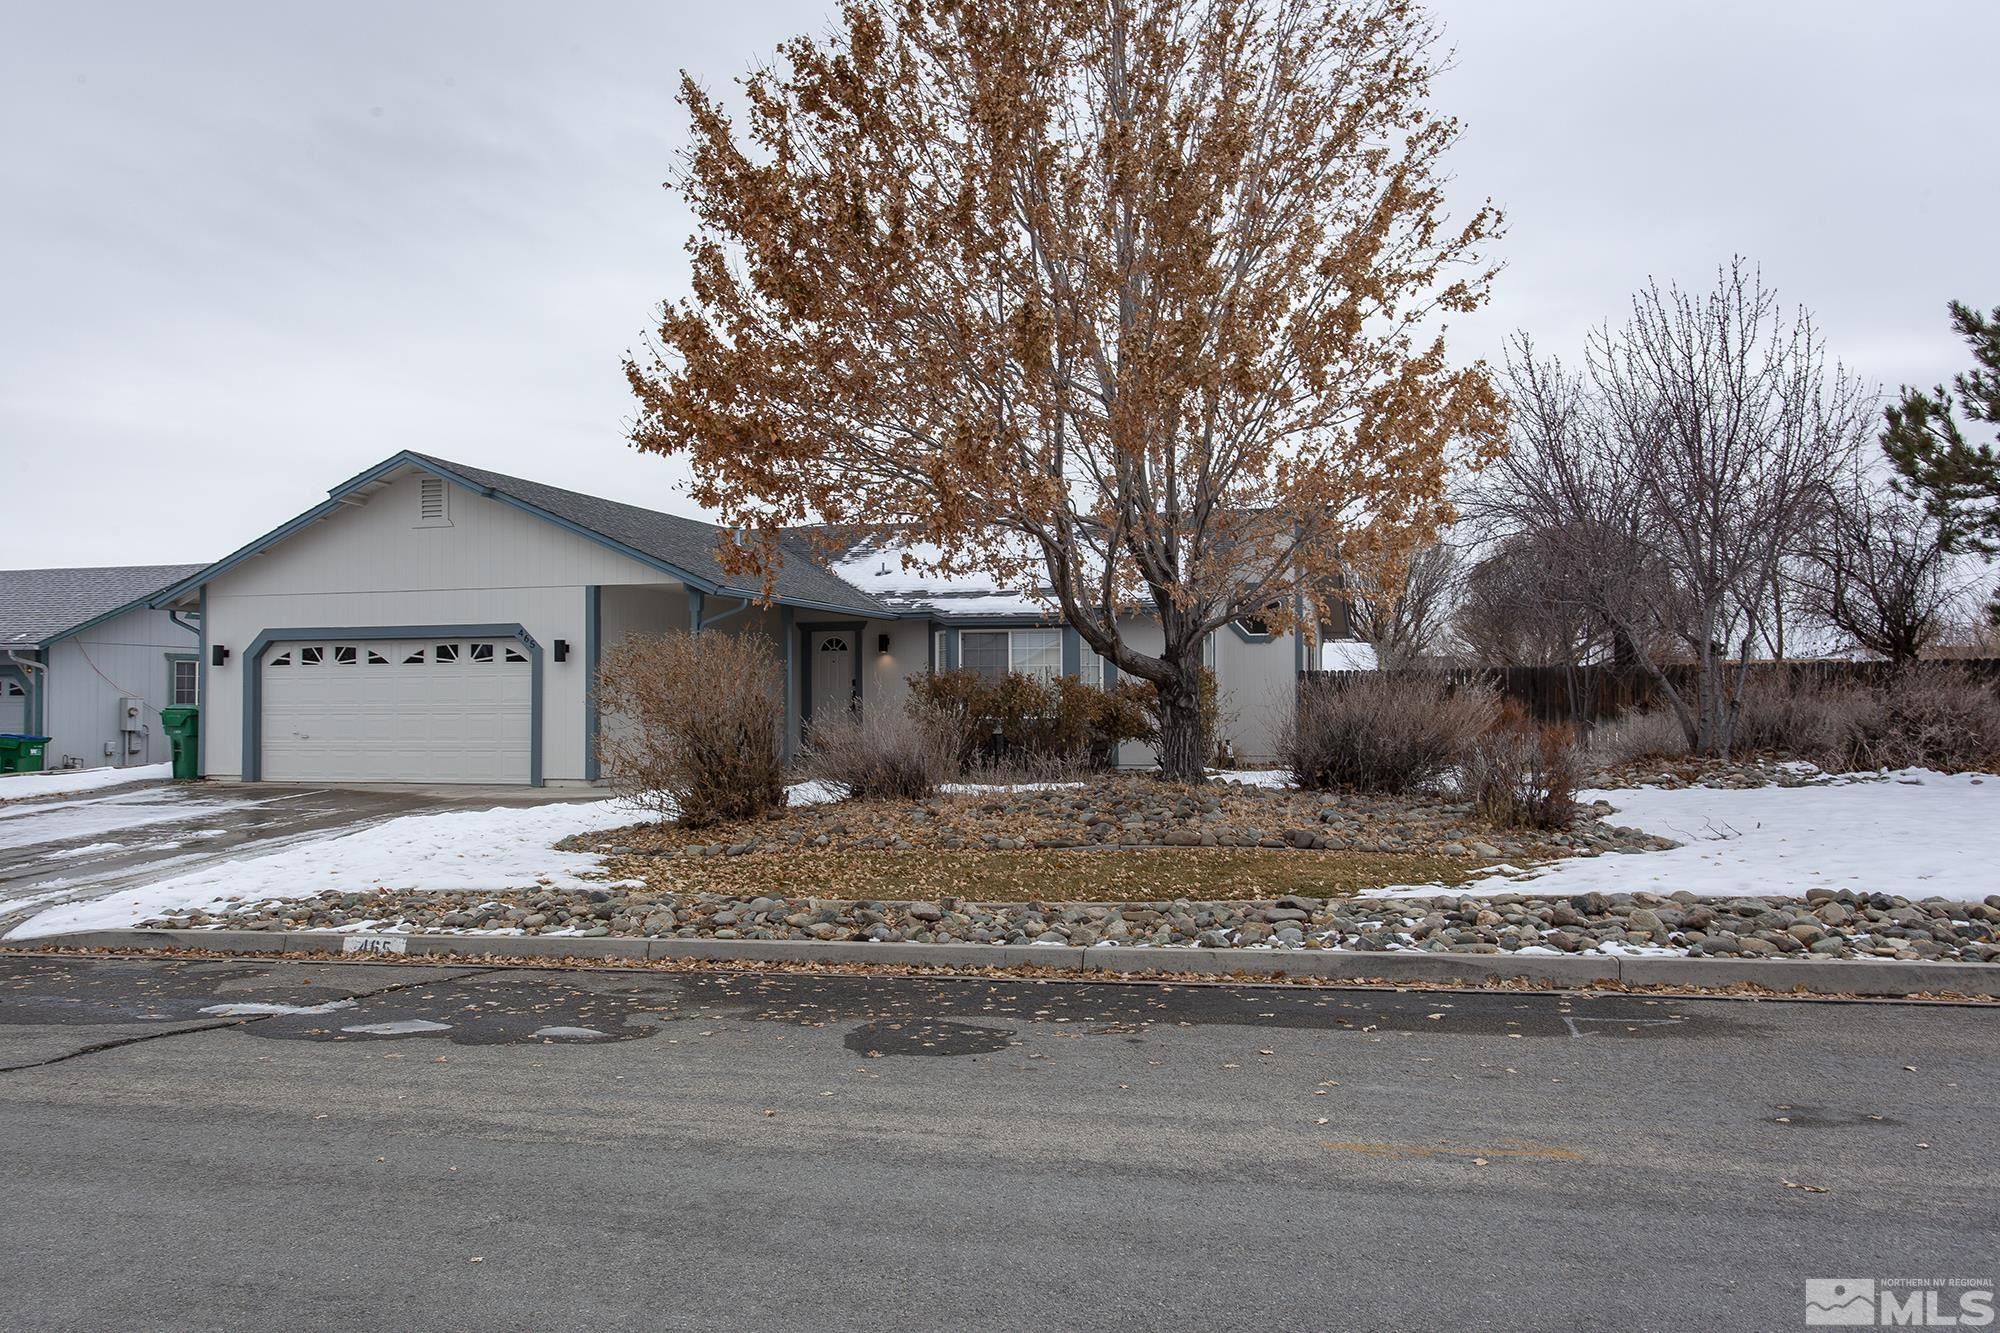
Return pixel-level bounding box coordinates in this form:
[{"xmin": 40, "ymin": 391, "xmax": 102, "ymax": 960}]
[{"xmin": 809, "ymin": 630, "xmax": 857, "ymax": 728}]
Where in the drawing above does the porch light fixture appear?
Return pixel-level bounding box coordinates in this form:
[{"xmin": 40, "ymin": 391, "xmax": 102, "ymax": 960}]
[
  {"xmin": 554, "ymin": 639, "xmax": 570, "ymax": 662},
  {"xmin": 211, "ymin": 645, "xmax": 229, "ymax": 667},
  {"xmin": 877, "ymin": 634, "xmax": 891, "ymax": 654}
]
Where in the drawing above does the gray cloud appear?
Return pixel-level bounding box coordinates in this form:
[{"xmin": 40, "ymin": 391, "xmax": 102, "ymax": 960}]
[{"xmin": 2, "ymin": 0, "xmax": 1994, "ymax": 566}]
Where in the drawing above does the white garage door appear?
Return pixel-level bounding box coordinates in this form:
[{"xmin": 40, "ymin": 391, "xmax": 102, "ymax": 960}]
[
  {"xmin": 261, "ymin": 637, "xmax": 532, "ymax": 784},
  {"xmin": 0, "ymin": 677, "xmax": 25, "ymax": 735}
]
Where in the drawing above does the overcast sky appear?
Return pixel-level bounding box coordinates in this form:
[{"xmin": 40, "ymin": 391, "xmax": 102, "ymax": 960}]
[{"xmin": 2, "ymin": 0, "xmax": 1995, "ymax": 569}]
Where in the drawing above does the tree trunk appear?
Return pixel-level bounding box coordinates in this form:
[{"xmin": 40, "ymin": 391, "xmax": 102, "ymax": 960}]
[{"xmin": 1155, "ymin": 666, "xmax": 1207, "ymax": 785}]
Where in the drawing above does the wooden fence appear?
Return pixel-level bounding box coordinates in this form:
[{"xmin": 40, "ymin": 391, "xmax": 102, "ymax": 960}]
[{"xmin": 1301, "ymin": 659, "xmax": 2000, "ymax": 726}]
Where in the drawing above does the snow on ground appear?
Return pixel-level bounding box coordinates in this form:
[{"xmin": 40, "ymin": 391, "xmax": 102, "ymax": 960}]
[
  {"xmin": 0, "ymin": 787, "xmax": 270, "ymax": 852},
  {"xmin": 1368, "ymin": 770, "xmax": 2000, "ymax": 902},
  {"xmin": 0, "ymin": 763, "xmax": 170, "ymax": 803},
  {"xmin": 7, "ymin": 800, "xmax": 641, "ymax": 939},
  {"xmin": 6, "ymin": 780, "xmax": 848, "ymax": 940}
]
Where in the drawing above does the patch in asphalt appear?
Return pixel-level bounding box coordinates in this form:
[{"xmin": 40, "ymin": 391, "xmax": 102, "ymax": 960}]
[
  {"xmin": 0, "ymin": 957, "xmax": 1770, "ymax": 1053},
  {"xmin": 843, "ymin": 1018, "xmax": 1015, "ymax": 1058}
]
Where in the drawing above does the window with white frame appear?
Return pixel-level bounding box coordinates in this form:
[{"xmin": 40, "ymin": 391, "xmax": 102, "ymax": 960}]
[
  {"xmin": 959, "ymin": 628, "xmax": 1063, "ymax": 683},
  {"xmin": 169, "ymin": 658, "xmax": 198, "ymax": 706}
]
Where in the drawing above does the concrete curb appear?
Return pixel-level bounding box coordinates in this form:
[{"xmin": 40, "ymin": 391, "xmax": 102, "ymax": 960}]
[{"xmin": 6, "ymin": 928, "xmax": 1998, "ymax": 997}]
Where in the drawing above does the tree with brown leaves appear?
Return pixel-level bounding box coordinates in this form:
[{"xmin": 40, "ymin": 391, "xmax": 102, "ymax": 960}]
[{"xmin": 628, "ymin": 0, "xmax": 1506, "ymax": 781}]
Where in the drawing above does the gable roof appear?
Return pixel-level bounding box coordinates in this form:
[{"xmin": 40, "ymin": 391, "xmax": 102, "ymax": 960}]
[
  {"xmin": 407, "ymin": 455, "xmax": 890, "ymax": 616},
  {"xmin": 150, "ymin": 451, "xmax": 891, "ymax": 618},
  {"xmin": 1, "ymin": 564, "xmax": 206, "ymax": 648}
]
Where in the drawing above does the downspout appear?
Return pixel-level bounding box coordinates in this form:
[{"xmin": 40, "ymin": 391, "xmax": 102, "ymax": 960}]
[{"xmin": 697, "ymin": 596, "xmax": 757, "ymax": 631}]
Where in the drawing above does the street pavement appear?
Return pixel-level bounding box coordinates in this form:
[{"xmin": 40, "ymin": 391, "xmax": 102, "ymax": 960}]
[{"xmin": 0, "ymin": 955, "xmax": 1992, "ymax": 1332}]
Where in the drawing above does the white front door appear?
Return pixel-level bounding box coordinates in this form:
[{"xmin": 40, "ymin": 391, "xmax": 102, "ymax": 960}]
[
  {"xmin": 261, "ymin": 637, "xmax": 533, "ymax": 784},
  {"xmin": 0, "ymin": 677, "xmax": 25, "ymax": 735},
  {"xmin": 810, "ymin": 630, "xmax": 856, "ymax": 727}
]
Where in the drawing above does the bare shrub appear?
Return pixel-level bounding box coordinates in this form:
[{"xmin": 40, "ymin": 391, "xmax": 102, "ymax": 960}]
[
  {"xmin": 1586, "ymin": 709, "xmax": 1690, "ymax": 769},
  {"xmin": 1281, "ymin": 675, "xmax": 1499, "ymax": 793},
  {"xmin": 1461, "ymin": 706, "xmax": 1583, "ymax": 829},
  {"xmin": 596, "ymin": 631, "xmax": 785, "ymax": 827},
  {"xmin": 804, "ymin": 709, "xmax": 959, "ymax": 801},
  {"xmin": 959, "ymin": 750, "xmax": 1092, "ymax": 788},
  {"xmin": 907, "ymin": 670, "xmax": 1155, "ymax": 771},
  {"xmin": 1732, "ymin": 666, "xmax": 2000, "ymax": 773}
]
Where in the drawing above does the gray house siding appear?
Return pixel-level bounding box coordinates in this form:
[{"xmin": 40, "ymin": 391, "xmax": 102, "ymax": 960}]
[{"xmin": 39, "ymin": 605, "xmax": 196, "ymax": 769}]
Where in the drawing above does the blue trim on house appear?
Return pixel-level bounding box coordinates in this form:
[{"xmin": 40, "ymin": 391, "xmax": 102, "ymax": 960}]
[
  {"xmin": 1225, "ymin": 618, "xmax": 1279, "ymax": 644},
  {"xmin": 944, "ymin": 626, "xmax": 961, "ymax": 671},
  {"xmin": 197, "ymin": 586, "xmax": 207, "ymax": 775},
  {"xmin": 688, "ymin": 587, "xmax": 705, "ymax": 631},
  {"xmin": 1061, "ymin": 627, "xmax": 1081, "ymax": 677},
  {"xmin": 242, "ymin": 623, "xmax": 543, "ymax": 786},
  {"xmin": 780, "ymin": 605, "xmax": 797, "ymax": 763},
  {"xmin": 583, "ymin": 586, "xmax": 602, "ymax": 783},
  {"xmin": 41, "ymin": 586, "xmax": 197, "ymax": 648}
]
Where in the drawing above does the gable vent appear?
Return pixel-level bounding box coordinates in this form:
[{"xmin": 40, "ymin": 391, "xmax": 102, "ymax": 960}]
[{"xmin": 415, "ymin": 476, "xmax": 451, "ymax": 527}]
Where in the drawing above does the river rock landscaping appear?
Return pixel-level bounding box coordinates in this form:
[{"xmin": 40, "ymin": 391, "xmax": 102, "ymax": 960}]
[{"xmin": 137, "ymin": 885, "xmax": 2000, "ymax": 962}]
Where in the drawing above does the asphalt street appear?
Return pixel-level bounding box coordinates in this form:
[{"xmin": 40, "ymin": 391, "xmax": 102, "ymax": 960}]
[{"xmin": 0, "ymin": 955, "xmax": 1992, "ymax": 1332}]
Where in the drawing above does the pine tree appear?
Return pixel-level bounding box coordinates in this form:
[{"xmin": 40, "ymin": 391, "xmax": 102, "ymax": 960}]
[{"xmin": 1883, "ymin": 301, "xmax": 2000, "ymax": 558}]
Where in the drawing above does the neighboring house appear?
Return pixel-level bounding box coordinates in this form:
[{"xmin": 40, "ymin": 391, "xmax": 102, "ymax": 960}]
[
  {"xmin": 154, "ymin": 451, "xmax": 1363, "ymax": 787},
  {"xmin": 1, "ymin": 564, "xmax": 206, "ymax": 770}
]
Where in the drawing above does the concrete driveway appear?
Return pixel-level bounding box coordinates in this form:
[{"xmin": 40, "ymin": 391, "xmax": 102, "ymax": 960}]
[{"xmin": 0, "ymin": 780, "xmax": 596, "ymax": 935}]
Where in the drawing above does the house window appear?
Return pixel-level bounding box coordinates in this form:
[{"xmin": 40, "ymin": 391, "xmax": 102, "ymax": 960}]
[
  {"xmin": 470, "ymin": 643, "xmax": 494, "ymax": 663},
  {"xmin": 367, "ymin": 650, "xmax": 389, "ymax": 665},
  {"xmin": 504, "ymin": 647, "xmax": 527, "ymax": 663},
  {"xmin": 932, "ymin": 630, "xmax": 946, "ymax": 672},
  {"xmin": 819, "ymin": 636, "xmax": 849, "ymax": 653},
  {"xmin": 169, "ymin": 659, "xmax": 198, "ymax": 706},
  {"xmin": 415, "ymin": 476, "xmax": 451, "ymax": 527},
  {"xmin": 332, "ymin": 645, "xmax": 358, "ymax": 665},
  {"xmin": 300, "ymin": 646, "xmax": 324, "ymax": 666},
  {"xmin": 269, "ymin": 651, "xmax": 292, "ymax": 667},
  {"xmin": 960, "ymin": 628, "xmax": 1063, "ymax": 683},
  {"xmin": 1, "ymin": 679, "xmax": 24, "ymax": 698},
  {"xmin": 402, "ymin": 648, "xmax": 426, "ymax": 665},
  {"xmin": 434, "ymin": 643, "xmax": 459, "ymax": 663}
]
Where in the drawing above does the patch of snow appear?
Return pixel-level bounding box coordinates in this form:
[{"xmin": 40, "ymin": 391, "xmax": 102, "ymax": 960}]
[
  {"xmin": 1366, "ymin": 769, "xmax": 2000, "ymax": 901},
  {"xmin": 43, "ymin": 841, "xmax": 128, "ymax": 859},
  {"xmin": 0, "ymin": 763, "xmax": 172, "ymax": 802},
  {"xmin": 1213, "ymin": 769, "xmax": 1294, "ymax": 789},
  {"xmin": 7, "ymin": 800, "xmax": 647, "ymax": 939},
  {"xmin": 531, "ymin": 1026, "xmax": 607, "ymax": 1040},
  {"xmin": 341, "ymin": 1019, "xmax": 451, "ymax": 1036},
  {"xmin": 199, "ymin": 999, "xmax": 359, "ymax": 1017}
]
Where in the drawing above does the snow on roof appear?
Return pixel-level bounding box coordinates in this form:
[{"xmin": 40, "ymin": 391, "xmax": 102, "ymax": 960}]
[{"xmin": 827, "ymin": 535, "xmax": 1054, "ymax": 618}]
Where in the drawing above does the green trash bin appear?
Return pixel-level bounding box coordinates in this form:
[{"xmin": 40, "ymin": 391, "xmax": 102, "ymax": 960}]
[
  {"xmin": 0, "ymin": 734, "xmax": 49, "ymax": 774},
  {"xmin": 160, "ymin": 707, "xmax": 200, "ymax": 781}
]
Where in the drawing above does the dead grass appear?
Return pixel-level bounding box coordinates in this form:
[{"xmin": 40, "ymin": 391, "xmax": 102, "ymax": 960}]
[{"xmin": 606, "ymin": 846, "xmax": 1489, "ymax": 903}]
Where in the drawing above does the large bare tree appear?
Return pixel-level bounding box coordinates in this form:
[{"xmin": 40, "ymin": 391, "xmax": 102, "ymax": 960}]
[
  {"xmin": 627, "ymin": 0, "xmax": 1506, "ymax": 781},
  {"xmin": 1485, "ymin": 262, "xmax": 1870, "ymax": 755},
  {"xmin": 1338, "ymin": 541, "xmax": 1460, "ymax": 669},
  {"xmin": 1796, "ymin": 465, "xmax": 1972, "ymax": 668}
]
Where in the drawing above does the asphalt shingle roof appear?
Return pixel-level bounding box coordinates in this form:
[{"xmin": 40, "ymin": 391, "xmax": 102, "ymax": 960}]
[
  {"xmin": 408, "ymin": 454, "xmax": 890, "ymax": 616},
  {"xmin": 0, "ymin": 564, "xmax": 207, "ymax": 647}
]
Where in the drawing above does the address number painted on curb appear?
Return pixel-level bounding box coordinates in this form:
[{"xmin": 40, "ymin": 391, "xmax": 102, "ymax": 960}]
[{"xmin": 342, "ymin": 935, "xmax": 409, "ymax": 956}]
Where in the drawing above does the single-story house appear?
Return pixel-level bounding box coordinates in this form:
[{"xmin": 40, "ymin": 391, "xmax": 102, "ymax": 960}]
[
  {"xmin": 2, "ymin": 564, "xmax": 207, "ymax": 770},
  {"xmin": 153, "ymin": 451, "xmax": 1361, "ymax": 786}
]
